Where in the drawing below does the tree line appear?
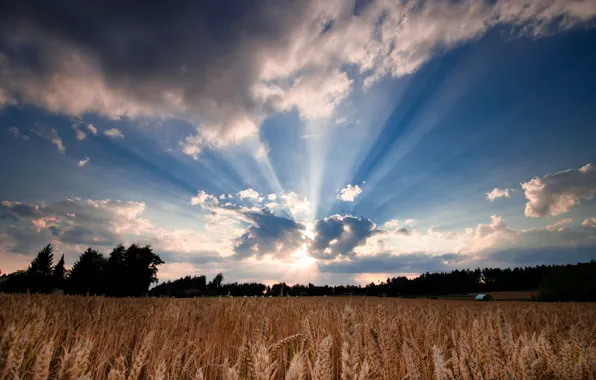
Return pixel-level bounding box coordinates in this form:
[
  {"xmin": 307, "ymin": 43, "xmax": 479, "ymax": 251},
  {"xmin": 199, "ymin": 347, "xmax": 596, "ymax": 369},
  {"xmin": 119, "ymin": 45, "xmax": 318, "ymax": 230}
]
[
  {"xmin": 0, "ymin": 244, "xmax": 164, "ymax": 296},
  {"xmin": 1, "ymin": 243, "xmax": 594, "ymax": 301},
  {"xmin": 151, "ymin": 261, "xmax": 596, "ymax": 301}
]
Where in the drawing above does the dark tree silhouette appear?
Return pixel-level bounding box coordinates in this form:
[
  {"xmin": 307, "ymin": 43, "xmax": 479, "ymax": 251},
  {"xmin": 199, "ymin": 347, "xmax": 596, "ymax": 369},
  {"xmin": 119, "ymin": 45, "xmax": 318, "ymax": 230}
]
[
  {"xmin": 27, "ymin": 244, "xmax": 54, "ymax": 293},
  {"xmin": 0, "ymin": 270, "xmax": 29, "ymax": 293},
  {"xmin": 150, "ymin": 275, "xmax": 207, "ymax": 297},
  {"xmin": 67, "ymin": 248, "xmax": 106, "ymax": 295},
  {"xmin": 105, "ymin": 244, "xmax": 127, "ymax": 296},
  {"xmin": 122, "ymin": 244, "xmax": 164, "ymax": 296},
  {"xmin": 1, "ymin": 241, "xmax": 594, "ymax": 301},
  {"xmin": 539, "ymin": 260, "xmax": 596, "ymax": 301},
  {"xmin": 206, "ymin": 273, "xmax": 224, "ymax": 295},
  {"xmin": 52, "ymin": 254, "xmax": 66, "ymax": 290}
]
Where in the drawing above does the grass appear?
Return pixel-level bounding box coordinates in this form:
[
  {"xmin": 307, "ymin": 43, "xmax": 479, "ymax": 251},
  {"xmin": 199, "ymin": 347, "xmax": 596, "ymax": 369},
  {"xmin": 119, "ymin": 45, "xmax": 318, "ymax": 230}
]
[{"xmin": 0, "ymin": 294, "xmax": 595, "ymax": 379}]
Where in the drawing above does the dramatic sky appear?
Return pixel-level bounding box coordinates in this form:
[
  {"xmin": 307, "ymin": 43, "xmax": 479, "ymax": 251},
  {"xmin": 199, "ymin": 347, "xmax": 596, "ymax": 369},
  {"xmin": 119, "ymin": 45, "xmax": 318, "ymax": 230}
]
[{"xmin": 1, "ymin": 0, "xmax": 596, "ymax": 285}]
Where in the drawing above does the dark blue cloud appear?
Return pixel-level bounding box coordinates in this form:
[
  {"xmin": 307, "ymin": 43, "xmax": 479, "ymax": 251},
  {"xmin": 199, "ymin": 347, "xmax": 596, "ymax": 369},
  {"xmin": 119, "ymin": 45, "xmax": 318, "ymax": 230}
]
[
  {"xmin": 0, "ymin": 202, "xmax": 38, "ymax": 218},
  {"xmin": 58, "ymin": 226, "xmax": 116, "ymax": 246},
  {"xmin": 309, "ymin": 215, "xmax": 382, "ymax": 259},
  {"xmin": 233, "ymin": 208, "xmax": 305, "ymax": 259}
]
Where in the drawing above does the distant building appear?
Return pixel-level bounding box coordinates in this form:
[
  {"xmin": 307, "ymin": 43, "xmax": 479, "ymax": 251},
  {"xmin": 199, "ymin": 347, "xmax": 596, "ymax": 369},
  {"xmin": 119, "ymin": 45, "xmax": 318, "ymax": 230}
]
[{"xmin": 475, "ymin": 294, "xmax": 494, "ymax": 301}]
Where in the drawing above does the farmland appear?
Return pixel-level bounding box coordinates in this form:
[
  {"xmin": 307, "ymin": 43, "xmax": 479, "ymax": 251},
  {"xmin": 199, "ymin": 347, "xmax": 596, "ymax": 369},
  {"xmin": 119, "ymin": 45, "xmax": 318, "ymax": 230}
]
[{"xmin": 1, "ymin": 294, "xmax": 595, "ymax": 379}]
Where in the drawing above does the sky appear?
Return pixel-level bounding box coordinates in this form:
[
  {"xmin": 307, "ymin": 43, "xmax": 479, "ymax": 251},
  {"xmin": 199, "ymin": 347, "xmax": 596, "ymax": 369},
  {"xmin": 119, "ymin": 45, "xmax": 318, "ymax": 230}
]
[{"xmin": 1, "ymin": 0, "xmax": 596, "ymax": 285}]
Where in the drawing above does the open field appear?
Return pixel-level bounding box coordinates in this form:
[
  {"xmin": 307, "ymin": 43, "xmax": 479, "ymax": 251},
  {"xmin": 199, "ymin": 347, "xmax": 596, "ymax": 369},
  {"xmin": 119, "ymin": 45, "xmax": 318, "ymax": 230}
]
[
  {"xmin": 437, "ymin": 291, "xmax": 539, "ymax": 301},
  {"xmin": 1, "ymin": 295, "xmax": 595, "ymax": 379}
]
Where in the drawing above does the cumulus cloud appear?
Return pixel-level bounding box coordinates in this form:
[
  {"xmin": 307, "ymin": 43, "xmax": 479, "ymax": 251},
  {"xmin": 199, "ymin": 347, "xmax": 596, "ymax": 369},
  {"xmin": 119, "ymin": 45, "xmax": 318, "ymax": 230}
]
[
  {"xmin": 4, "ymin": 188, "xmax": 596, "ymax": 280},
  {"xmin": 0, "ymin": 197, "xmax": 227, "ymax": 268},
  {"xmin": 233, "ymin": 209, "xmax": 305, "ymax": 259},
  {"xmin": 337, "ymin": 184, "xmax": 362, "ymax": 202},
  {"xmin": 87, "ymin": 124, "xmax": 97, "ymax": 135},
  {"xmin": 309, "ymin": 215, "xmax": 380, "ymax": 259},
  {"xmin": 522, "ymin": 163, "xmax": 596, "ymax": 217},
  {"xmin": 77, "ymin": 157, "xmax": 90, "ymax": 167},
  {"xmin": 237, "ymin": 188, "xmax": 260, "ymax": 200},
  {"xmin": 31, "ymin": 126, "xmax": 65, "ymax": 153},
  {"xmin": 486, "ymin": 188, "xmax": 511, "ymax": 201},
  {"xmin": 1, "ymin": 0, "xmax": 594, "ymax": 159},
  {"xmin": 190, "ymin": 189, "xmax": 307, "ymax": 260},
  {"xmin": 75, "ymin": 129, "xmax": 86, "ymax": 141},
  {"xmin": 279, "ymin": 192, "xmax": 311, "ymax": 217},
  {"xmin": 191, "ymin": 191, "xmax": 219, "ymax": 207},
  {"xmin": 103, "ymin": 128, "xmax": 124, "ymax": 139}
]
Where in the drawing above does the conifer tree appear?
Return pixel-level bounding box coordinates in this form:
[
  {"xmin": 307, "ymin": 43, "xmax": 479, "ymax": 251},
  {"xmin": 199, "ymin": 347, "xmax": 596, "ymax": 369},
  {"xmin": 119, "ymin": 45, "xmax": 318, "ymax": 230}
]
[
  {"xmin": 27, "ymin": 244, "xmax": 54, "ymax": 293},
  {"xmin": 52, "ymin": 254, "xmax": 66, "ymax": 290},
  {"xmin": 67, "ymin": 248, "xmax": 106, "ymax": 295}
]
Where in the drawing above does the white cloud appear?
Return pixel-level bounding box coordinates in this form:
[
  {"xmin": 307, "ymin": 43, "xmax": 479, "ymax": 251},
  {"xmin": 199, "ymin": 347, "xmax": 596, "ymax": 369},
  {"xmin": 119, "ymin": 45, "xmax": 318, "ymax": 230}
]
[
  {"xmin": 0, "ymin": 197, "xmax": 230, "ymax": 271},
  {"xmin": 3, "ymin": 0, "xmax": 593, "ymax": 160},
  {"xmin": 181, "ymin": 137, "xmax": 202, "ymax": 160},
  {"xmin": 255, "ymin": 69, "xmax": 353, "ymax": 120},
  {"xmin": 77, "ymin": 157, "xmax": 90, "ymax": 167},
  {"xmin": 191, "ymin": 191, "xmax": 219, "ymax": 207},
  {"xmin": 385, "ymin": 219, "xmax": 400, "ymax": 228},
  {"xmin": 103, "ymin": 128, "xmax": 124, "ymax": 139},
  {"xmin": 87, "ymin": 124, "xmax": 97, "ymax": 135},
  {"xmin": 3, "ymin": 190, "xmax": 596, "ymax": 282},
  {"xmin": 545, "ymin": 217, "xmax": 573, "ymax": 231},
  {"xmin": 267, "ymin": 194, "xmax": 277, "ymax": 201},
  {"xmin": 337, "ymin": 184, "xmax": 362, "ymax": 202},
  {"xmin": 522, "ymin": 163, "xmax": 596, "ymax": 217},
  {"xmin": 404, "ymin": 219, "xmax": 416, "ymax": 226},
  {"xmin": 31, "ymin": 126, "xmax": 65, "ymax": 153},
  {"xmin": 237, "ymin": 188, "xmax": 260, "ymax": 200},
  {"xmin": 280, "ymin": 192, "xmax": 311, "ymax": 216},
  {"xmin": 75, "ymin": 129, "xmax": 86, "ymax": 141},
  {"xmin": 486, "ymin": 188, "xmax": 511, "ymax": 201}
]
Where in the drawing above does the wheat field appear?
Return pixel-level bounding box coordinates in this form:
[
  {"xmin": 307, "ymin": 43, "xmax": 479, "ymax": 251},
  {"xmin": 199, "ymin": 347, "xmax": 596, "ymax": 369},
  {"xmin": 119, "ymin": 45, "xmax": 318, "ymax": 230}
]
[{"xmin": 0, "ymin": 294, "xmax": 595, "ymax": 379}]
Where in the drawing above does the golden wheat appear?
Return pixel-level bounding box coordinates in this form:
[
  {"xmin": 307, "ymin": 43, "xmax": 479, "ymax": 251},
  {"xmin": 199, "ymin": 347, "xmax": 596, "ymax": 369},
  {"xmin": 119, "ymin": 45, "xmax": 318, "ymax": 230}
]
[{"xmin": 0, "ymin": 294, "xmax": 595, "ymax": 379}]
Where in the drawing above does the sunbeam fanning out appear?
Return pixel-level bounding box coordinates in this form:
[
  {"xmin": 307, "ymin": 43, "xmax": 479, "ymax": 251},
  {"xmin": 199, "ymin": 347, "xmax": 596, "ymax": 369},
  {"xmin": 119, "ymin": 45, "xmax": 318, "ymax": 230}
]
[{"xmin": 1, "ymin": 0, "xmax": 596, "ymax": 285}]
